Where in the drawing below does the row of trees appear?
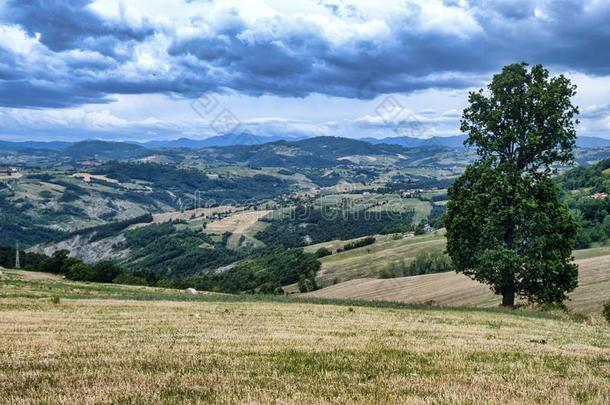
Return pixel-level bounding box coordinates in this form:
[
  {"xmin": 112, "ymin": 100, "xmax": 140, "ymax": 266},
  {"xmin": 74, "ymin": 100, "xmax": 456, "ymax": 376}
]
[{"xmin": 0, "ymin": 247, "xmax": 137, "ymax": 284}]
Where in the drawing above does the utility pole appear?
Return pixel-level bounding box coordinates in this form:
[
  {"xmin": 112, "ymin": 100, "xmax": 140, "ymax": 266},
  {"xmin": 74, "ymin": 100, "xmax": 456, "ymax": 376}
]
[{"xmin": 15, "ymin": 241, "xmax": 21, "ymax": 269}]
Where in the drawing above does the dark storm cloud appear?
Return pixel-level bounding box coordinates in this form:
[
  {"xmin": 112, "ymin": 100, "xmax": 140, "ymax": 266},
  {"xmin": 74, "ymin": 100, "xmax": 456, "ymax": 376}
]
[
  {"xmin": 0, "ymin": 79, "xmax": 111, "ymax": 108},
  {"xmin": 0, "ymin": 0, "xmax": 610, "ymax": 109},
  {"xmin": 2, "ymin": 0, "xmax": 154, "ymax": 57}
]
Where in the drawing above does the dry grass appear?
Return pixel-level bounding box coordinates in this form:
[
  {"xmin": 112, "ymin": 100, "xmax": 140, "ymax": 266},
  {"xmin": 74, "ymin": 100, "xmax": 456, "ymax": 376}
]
[
  {"xmin": 0, "ymin": 278, "xmax": 608, "ymax": 404},
  {"xmin": 72, "ymin": 172, "xmax": 120, "ymax": 184},
  {"xmin": 2, "ymin": 269, "xmax": 63, "ymax": 281},
  {"xmin": 313, "ymin": 233, "xmax": 446, "ymax": 287},
  {"xmin": 205, "ymin": 210, "xmax": 272, "ymax": 248},
  {"xmin": 307, "ymin": 254, "xmax": 610, "ymax": 315}
]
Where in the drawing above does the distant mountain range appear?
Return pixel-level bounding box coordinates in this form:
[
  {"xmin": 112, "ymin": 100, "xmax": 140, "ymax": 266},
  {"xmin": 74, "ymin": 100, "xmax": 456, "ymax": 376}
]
[
  {"xmin": 1, "ymin": 134, "xmax": 610, "ymax": 154},
  {"xmin": 361, "ymin": 135, "xmax": 468, "ymax": 148},
  {"xmin": 362, "ymin": 135, "xmax": 610, "ymax": 149},
  {"xmin": 0, "ymin": 140, "xmax": 73, "ymax": 151},
  {"xmin": 142, "ymin": 133, "xmax": 307, "ymax": 149}
]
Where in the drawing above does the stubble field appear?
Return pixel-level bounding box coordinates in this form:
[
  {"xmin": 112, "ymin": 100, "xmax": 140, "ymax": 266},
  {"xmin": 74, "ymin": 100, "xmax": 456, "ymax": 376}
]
[{"xmin": 0, "ymin": 274, "xmax": 609, "ymax": 404}]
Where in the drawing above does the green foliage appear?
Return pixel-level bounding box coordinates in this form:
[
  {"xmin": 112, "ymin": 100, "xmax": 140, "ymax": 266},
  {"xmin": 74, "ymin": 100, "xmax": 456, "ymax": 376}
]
[
  {"xmin": 603, "ymin": 301, "xmax": 610, "ymax": 324},
  {"xmin": 91, "ymin": 261, "xmax": 124, "ymax": 283},
  {"xmin": 338, "ymin": 236, "xmax": 376, "ymax": 252},
  {"xmin": 379, "ymin": 252, "xmax": 452, "ymax": 279},
  {"xmin": 95, "ymin": 162, "xmax": 292, "ymax": 204},
  {"xmin": 406, "ymin": 251, "xmax": 453, "ymax": 276},
  {"xmin": 7, "ymin": 246, "xmax": 132, "ymax": 285},
  {"xmin": 112, "ymin": 273, "xmax": 148, "ymax": 286},
  {"xmin": 556, "ymin": 158, "xmax": 610, "ymax": 248},
  {"xmin": 448, "ymin": 63, "xmax": 579, "ymax": 306},
  {"xmin": 298, "ymin": 276, "xmax": 316, "ymax": 293},
  {"xmin": 257, "ymin": 206, "xmax": 414, "ymax": 248},
  {"xmin": 62, "ymin": 213, "xmax": 154, "ymax": 242},
  {"xmin": 120, "ymin": 223, "xmax": 242, "ymax": 281},
  {"xmin": 428, "ymin": 205, "xmax": 447, "ymax": 229},
  {"xmin": 0, "ymin": 195, "xmax": 65, "ymax": 247},
  {"xmin": 315, "ymin": 247, "xmax": 332, "ymax": 258},
  {"xmin": 414, "ymin": 221, "xmax": 427, "ymax": 235},
  {"xmin": 65, "ymin": 262, "xmax": 95, "ymax": 281},
  {"xmin": 462, "ymin": 63, "xmax": 578, "ymax": 173},
  {"xmin": 38, "ymin": 190, "xmax": 53, "ymax": 199},
  {"xmin": 446, "ymin": 163, "xmax": 578, "ymax": 305},
  {"xmin": 188, "ymin": 248, "xmax": 320, "ymax": 294},
  {"xmin": 0, "ymin": 246, "xmax": 48, "ymax": 269}
]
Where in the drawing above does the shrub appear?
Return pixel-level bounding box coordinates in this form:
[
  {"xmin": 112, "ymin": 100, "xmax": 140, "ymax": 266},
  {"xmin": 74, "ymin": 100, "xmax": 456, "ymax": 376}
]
[
  {"xmin": 113, "ymin": 273, "xmax": 148, "ymax": 286},
  {"xmin": 65, "ymin": 262, "xmax": 95, "ymax": 281},
  {"xmin": 299, "ymin": 278, "xmax": 316, "ymax": 293},
  {"xmin": 379, "ymin": 260, "xmax": 407, "ymax": 279},
  {"xmin": 342, "ymin": 236, "xmax": 376, "ymax": 252},
  {"xmin": 406, "ymin": 251, "xmax": 453, "ymax": 276},
  {"xmin": 603, "ymin": 301, "xmax": 610, "ymax": 324},
  {"xmin": 315, "ymin": 247, "xmax": 332, "ymax": 258},
  {"xmin": 258, "ymin": 282, "xmax": 280, "ymax": 294},
  {"xmin": 50, "ymin": 296, "xmax": 61, "ymax": 305},
  {"xmin": 91, "ymin": 261, "xmax": 123, "ymax": 283}
]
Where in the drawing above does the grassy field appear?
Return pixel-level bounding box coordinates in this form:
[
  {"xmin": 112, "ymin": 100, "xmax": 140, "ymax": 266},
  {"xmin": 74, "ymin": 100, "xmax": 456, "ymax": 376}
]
[
  {"xmin": 0, "ymin": 272, "xmax": 609, "ymax": 404},
  {"xmin": 306, "ymin": 232, "xmax": 447, "ymax": 287}
]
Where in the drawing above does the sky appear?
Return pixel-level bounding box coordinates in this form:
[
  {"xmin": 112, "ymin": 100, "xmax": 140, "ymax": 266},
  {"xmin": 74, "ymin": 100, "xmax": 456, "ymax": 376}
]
[{"xmin": 0, "ymin": 0, "xmax": 609, "ymax": 142}]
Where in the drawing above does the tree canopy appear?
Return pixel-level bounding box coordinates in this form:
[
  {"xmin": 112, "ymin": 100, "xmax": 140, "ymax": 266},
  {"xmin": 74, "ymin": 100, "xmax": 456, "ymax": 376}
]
[{"xmin": 446, "ymin": 63, "xmax": 579, "ymax": 306}]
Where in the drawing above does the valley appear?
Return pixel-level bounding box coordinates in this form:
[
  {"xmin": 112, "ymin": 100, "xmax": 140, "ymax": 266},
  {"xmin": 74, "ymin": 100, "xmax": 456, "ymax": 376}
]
[{"xmin": 2, "ymin": 136, "xmax": 610, "ymax": 304}]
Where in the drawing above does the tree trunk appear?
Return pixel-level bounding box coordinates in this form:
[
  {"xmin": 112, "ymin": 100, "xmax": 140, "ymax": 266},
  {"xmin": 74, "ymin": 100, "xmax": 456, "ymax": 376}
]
[{"xmin": 502, "ymin": 288, "xmax": 515, "ymax": 307}]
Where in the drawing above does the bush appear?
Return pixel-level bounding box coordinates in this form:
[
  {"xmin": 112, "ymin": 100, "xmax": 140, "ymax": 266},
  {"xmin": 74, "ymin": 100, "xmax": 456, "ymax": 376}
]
[
  {"xmin": 315, "ymin": 247, "xmax": 332, "ymax": 258},
  {"xmin": 65, "ymin": 262, "xmax": 95, "ymax": 281},
  {"xmin": 603, "ymin": 301, "xmax": 610, "ymax": 324},
  {"xmin": 258, "ymin": 282, "xmax": 280, "ymax": 294},
  {"xmin": 406, "ymin": 251, "xmax": 453, "ymax": 276},
  {"xmin": 91, "ymin": 261, "xmax": 123, "ymax": 283},
  {"xmin": 379, "ymin": 260, "xmax": 407, "ymax": 279},
  {"xmin": 341, "ymin": 236, "xmax": 376, "ymax": 252},
  {"xmin": 113, "ymin": 273, "xmax": 148, "ymax": 286},
  {"xmin": 299, "ymin": 277, "xmax": 316, "ymax": 293}
]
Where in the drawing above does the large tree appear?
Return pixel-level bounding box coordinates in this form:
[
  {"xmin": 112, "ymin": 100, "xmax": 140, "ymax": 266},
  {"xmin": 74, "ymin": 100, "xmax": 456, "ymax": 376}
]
[{"xmin": 445, "ymin": 63, "xmax": 579, "ymax": 307}]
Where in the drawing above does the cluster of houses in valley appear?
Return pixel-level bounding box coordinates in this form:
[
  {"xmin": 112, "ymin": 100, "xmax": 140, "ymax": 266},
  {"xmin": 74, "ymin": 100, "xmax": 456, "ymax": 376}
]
[{"xmin": 401, "ymin": 189, "xmax": 424, "ymax": 198}]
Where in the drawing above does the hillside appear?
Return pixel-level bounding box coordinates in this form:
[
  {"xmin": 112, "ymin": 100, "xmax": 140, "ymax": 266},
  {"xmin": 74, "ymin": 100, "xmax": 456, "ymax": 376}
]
[
  {"xmin": 0, "ymin": 273, "xmax": 608, "ymax": 403},
  {"xmin": 63, "ymin": 140, "xmax": 152, "ymax": 160},
  {"xmin": 196, "ymin": 136, "xmax": 416, "ymax": 168},
  {"xmin": 306, "ymin": 248, "xmax": 610, "ymax": 314}
]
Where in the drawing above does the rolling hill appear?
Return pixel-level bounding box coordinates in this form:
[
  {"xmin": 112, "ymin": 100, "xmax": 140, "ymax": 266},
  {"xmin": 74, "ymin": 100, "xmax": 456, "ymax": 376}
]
[
  {"xmin": 305, "ymin": 244, "xmax": 610, "ymax": 313},
  {"xmin": 63, "ymin": 140, "xmax": 152, "ymax": 160}
]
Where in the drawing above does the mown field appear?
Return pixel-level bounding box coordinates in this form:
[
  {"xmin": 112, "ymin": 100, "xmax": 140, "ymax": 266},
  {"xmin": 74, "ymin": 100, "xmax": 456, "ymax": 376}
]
[
  {"xmin": 0, "ymin": 271, "xmax": 609, "ymax": 404},
  {"xmin": 305, "ymin": 233, "xmax": 610, "ymax": 314}
]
